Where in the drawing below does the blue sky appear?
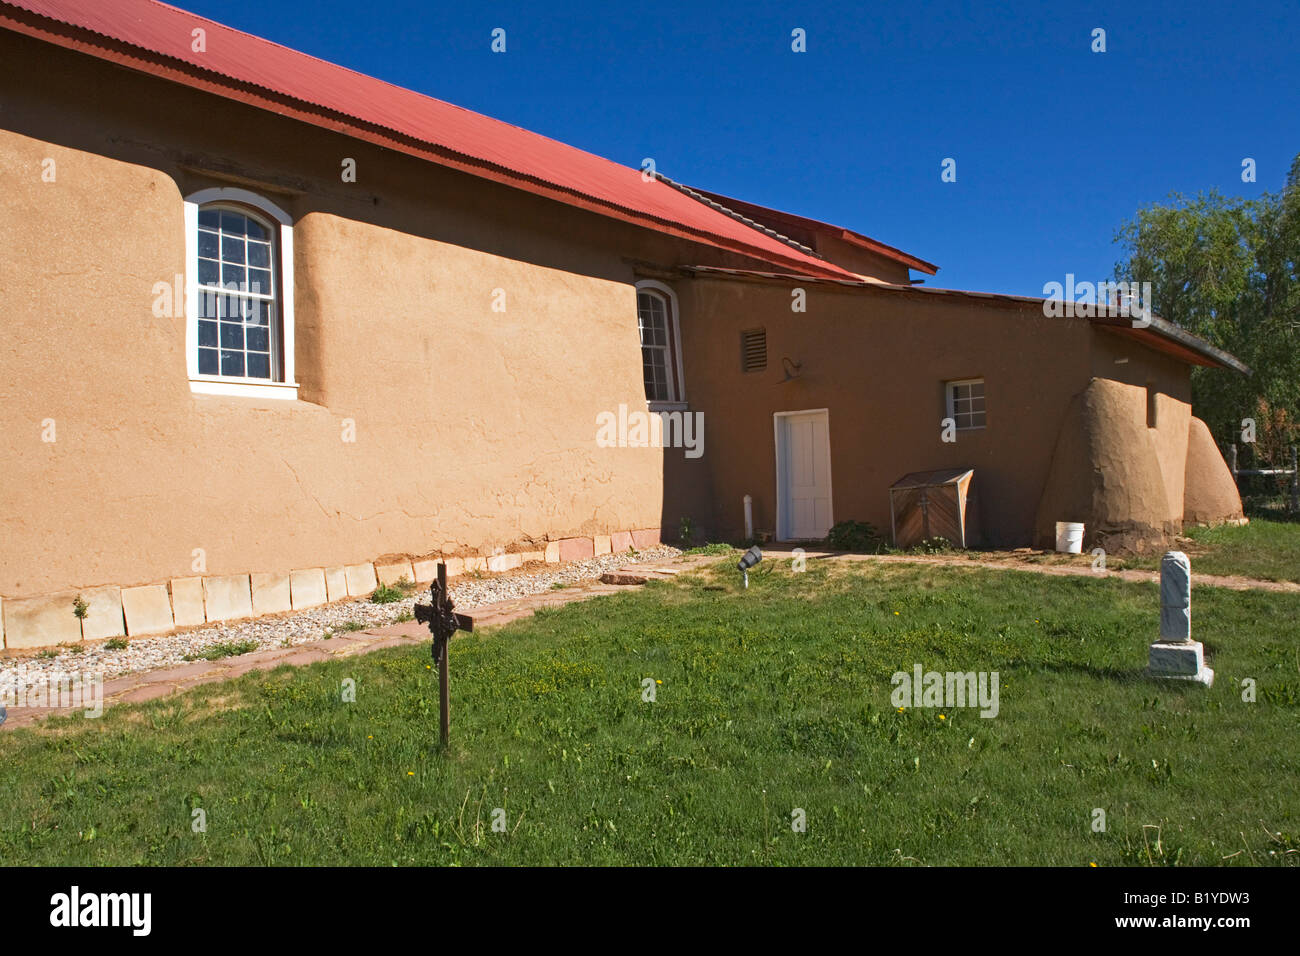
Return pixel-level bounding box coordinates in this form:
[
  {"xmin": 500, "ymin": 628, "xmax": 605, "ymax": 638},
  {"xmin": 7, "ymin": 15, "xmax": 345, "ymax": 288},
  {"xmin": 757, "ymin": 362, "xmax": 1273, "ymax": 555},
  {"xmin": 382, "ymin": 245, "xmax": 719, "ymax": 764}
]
[{"xmin": 184, "ymin": 0, "xmax": 1298, "ymax": 295}]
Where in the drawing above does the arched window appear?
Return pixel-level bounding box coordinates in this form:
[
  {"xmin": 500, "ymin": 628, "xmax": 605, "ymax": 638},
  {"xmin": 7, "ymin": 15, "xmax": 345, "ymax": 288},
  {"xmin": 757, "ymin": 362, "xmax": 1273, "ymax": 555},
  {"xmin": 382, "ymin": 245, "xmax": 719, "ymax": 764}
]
[
  {"xmin": 184, "ymin": 188, "xmax": 297, "ymax": 399},
  {"xmin": 635, "ymin": 280, "xmax": 685, "ymax": 405}
]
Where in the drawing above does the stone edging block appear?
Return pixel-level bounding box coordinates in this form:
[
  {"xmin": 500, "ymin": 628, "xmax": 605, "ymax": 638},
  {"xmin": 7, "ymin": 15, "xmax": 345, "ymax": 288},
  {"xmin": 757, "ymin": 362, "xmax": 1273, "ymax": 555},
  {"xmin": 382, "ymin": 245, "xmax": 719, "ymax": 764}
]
[
  {"xmin": 289, "ymin": 568, "xmax": 328, "ymax": 610},
  {"xmin": 121, "ymin": 585, "xmax": 175, "ymax": 636},
  {"xmin": 203, "ymin": 574, "xmax": 253, "ymax": 623},
  {"xmin": 376, "ymin": 561, "xmax": 415, "ymax": 587},
  {"xmin": 1, "ymin": 591, "xmax": 82, "ymax": 649},
  {"xmin": 324, "ymin": 567, "xmax": 348, "ymax": 602},
  {"xmin": 169, "ymin": 577, "xmax": 206, "ymax": 627},
  {"xmin": 79, "ymin": 585, "xmax": 126, "ymax": 641},
  {"xmin": 344, "ymin": 563, "xmax": 378, "ymax": 597},
  {"xmin": 251, "ymin": 572, "xmax": 292, "ymax": 615},
  {"xmin": 559, "ymin": 537, "xmax": 595, "ymax": 561}
]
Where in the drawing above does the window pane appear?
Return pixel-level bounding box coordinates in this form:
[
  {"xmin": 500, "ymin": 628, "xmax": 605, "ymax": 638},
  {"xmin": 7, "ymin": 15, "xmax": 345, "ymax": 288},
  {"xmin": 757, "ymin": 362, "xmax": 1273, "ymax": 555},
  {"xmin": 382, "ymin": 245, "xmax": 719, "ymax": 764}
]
[
  {"xmin": 246, "ymin": 352, "xmax": 271, "ymax": 379},
  {"xmin": 198, "ymin": 321, "xmax": 218, "ymax": 348},
  {"xmin": 220, "ymin": 322, "xmax": 244, "ymax": 348},
  {"xmin": 244, "ymin": 218, "xmax": 268, "ymax": 241},
  {"xmin": 221, "ymin": 235, "xmax": 245, "ymax": 264},
  {"xmin": 198, "ymin": 347, "xmax": 219, "ymax": 375},
  {"xmin": 247, "ymin": 301, "xmax": 270, "ymax": 326},
  {"xmin": 198, "ymin": 230, "xmax": 219, "ymax": 259},
  {"xmin": 220, "ymin": 350, "xmax": 245, "ymax": 377},
  {"xmin": 198, "ymin": 259, "xmax": 219, "ymax": 286},
  {"xmin": 221, "ymin": 263, "xmax": 246, "ymax": 289},
  {"xmin": 220, "ymin": 211, "xmax": 246, "ymax": 235},
  {"xmin": 198, "ymin": 208, "xmax": 221, "ymax": 229},
  {"xmin": 245, "ymin": 327, "xmax": 269, "ymax": 353},
  {"xmin": 247, "ymin": 241, "xmax": 270, "ymax": 268},
  {"xmin": 248, "ymin": 268, "xmax": 272, "ymax": 296}
]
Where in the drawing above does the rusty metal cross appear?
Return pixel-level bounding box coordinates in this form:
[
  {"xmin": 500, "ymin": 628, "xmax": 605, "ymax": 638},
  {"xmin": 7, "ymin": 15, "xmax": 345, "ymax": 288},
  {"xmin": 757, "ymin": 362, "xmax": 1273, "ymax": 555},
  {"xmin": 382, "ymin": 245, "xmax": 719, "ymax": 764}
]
[{"xmin": 413, "ymin": 562, "xmax": 473, "ymax": 747}]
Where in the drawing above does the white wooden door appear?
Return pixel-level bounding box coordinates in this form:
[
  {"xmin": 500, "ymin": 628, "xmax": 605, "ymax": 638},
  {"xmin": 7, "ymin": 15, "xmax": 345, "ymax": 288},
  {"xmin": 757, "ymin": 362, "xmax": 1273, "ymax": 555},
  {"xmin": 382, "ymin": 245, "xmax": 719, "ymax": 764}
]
[{"xmin": 776, "ymin": 410, "xmax": 833, "ymax": 540}]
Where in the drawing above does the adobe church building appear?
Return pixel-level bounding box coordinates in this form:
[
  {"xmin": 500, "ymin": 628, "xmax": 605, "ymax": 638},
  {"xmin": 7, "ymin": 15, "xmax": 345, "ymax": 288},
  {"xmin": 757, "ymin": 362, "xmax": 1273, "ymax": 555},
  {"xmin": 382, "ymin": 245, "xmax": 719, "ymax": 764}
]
[{"xmin": 0, "ymin": 0, "xmax": 1247, "ymax": 649}]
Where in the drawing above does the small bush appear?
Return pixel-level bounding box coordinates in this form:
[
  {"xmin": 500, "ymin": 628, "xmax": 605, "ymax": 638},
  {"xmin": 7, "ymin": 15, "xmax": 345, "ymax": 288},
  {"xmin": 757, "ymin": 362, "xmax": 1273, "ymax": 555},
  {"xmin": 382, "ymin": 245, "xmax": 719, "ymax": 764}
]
[
  {"xmin": 683, "ymin": 542, "xmax": 735, "ymax": 556},
  {"xmin": 183, "ymin": 640, "xmax": 259, "ymax": 662},
  {"xmin": 679, "ymin": 516, "xmax": 695, "ymax": 545},
  {"xmin": 395, "ymin": 610, "xmax": 414, "ymax": 623},
  {"xmin": 915, "ymin": 536, "xmax": 953, "ymax": 554},
  {"xmin": 371, "ymin": 583, "xmax": 405, "ymax": 604},
  {"xmin": 825, "ymin": 520, "xmax": 885, "ymax": 553},
  {"xmin": 104, "ymin": 638, "xmax": 129, "ymax": 651}
]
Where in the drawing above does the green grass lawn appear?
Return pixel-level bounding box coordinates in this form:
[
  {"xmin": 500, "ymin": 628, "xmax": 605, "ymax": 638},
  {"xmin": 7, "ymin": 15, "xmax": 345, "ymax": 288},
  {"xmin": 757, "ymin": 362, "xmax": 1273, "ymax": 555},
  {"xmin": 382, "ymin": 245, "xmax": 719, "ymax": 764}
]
[
  {"xmin": 1, "ymin": 559, "xmax": 1297, "ymax": 866},
  {"xmin": 1113, "ymin": 518, "xmax": 1300, "ymax": 583}
]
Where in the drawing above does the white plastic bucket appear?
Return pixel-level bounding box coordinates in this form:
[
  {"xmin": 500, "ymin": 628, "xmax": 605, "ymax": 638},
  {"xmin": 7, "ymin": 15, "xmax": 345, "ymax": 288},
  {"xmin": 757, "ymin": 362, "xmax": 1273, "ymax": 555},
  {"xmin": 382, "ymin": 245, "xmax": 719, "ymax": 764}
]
[{"xmin": 1055, "ymin": 521, "xmax": 1085, "ymax": 554}]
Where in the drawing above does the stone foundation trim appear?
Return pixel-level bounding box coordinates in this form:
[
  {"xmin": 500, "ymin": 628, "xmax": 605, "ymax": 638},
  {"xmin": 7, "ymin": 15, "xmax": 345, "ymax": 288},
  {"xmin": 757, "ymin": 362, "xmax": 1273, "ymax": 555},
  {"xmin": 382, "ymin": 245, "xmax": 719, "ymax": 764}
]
[{"xmin": 0, "ymin": 528, "xmax": 665, "ymax": 650}]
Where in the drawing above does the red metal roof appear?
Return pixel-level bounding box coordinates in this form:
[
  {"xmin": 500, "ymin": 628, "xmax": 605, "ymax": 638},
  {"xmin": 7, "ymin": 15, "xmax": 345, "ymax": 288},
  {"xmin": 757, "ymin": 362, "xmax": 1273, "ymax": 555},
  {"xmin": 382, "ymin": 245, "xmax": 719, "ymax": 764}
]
[
  {"xmin": 692, "ymin": 187, "xmax": 939, "ymax": 275},
  {"xmin": 0, "ymin": 0, "xmax": 860, "ymax": 280}
]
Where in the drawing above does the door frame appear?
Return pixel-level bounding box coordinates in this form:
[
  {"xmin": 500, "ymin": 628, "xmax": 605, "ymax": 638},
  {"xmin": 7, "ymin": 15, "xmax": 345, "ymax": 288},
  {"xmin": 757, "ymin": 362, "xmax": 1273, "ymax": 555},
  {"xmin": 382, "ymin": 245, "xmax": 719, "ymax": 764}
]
[{"xmin": 773, "ymin": 408, "xmax": 834, "ymax": 542}]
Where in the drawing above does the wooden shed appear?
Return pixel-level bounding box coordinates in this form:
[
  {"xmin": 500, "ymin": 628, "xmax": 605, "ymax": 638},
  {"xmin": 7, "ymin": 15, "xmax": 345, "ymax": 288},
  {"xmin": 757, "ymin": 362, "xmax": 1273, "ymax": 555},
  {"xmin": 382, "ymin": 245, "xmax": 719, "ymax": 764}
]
[{"xmin": 889, "ymin": 468, "xmax": 977, "ymax": 549}]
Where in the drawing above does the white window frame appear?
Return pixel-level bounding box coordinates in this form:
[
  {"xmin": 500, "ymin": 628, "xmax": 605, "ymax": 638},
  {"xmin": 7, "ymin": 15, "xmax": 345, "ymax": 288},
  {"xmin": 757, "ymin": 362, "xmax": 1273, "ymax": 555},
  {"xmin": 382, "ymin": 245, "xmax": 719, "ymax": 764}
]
[
  {"xmin": 635, "ymin": 279, "xmax": 686, "ymax": 410},
  {"xmin": 946, "ymin": 377, "xmax": 986, "ymax": 430},
  {"xmin": 184, "ymin": 187, "xmax": 298, "ymax": 400}
]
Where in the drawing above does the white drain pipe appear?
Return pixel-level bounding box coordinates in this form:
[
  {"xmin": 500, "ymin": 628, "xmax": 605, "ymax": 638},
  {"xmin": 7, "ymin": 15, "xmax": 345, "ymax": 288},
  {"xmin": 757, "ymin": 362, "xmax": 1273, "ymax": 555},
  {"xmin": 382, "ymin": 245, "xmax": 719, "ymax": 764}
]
[{"xmin": 743, "ymin": 494, "xmax": 754, "ymax": 541}]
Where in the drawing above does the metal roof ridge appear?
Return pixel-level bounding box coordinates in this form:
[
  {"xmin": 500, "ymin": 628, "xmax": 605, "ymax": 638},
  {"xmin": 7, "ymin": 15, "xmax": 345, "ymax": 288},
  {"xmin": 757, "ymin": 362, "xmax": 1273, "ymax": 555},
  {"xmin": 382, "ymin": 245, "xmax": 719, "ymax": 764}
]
[{"xmin": 654, "ymin": 173, "xmax": 825, "ymax": 261}]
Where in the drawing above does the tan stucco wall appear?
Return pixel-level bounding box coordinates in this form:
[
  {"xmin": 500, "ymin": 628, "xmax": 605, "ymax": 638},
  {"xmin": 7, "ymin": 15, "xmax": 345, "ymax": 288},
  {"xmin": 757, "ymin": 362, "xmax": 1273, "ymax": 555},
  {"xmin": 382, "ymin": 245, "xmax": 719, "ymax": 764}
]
[
  {"xmin": 0, "ymin": 122, "xmax": 677, "ymax": 597},
  {"xmin": 1184, "ymin": 416, "xmax": 1245, "ymax": 525},
  {"xmin": 674, "ymin": 280, "xmax": 1097, "ymax": 546},
  {"xmin": 1034, "ymin": 378, "xmax": 1182, "ymax": 551},
  {"xmin": 1032, "ymin": 329, "xmax": 1217, "ymax": 550},
  {"xmin": 0, "ymin": 31, "xmax": 742, "ymax": 598},
  {"xmin": 1089, "ymin": 329, "xmax": 1192, "ymax": 526}
]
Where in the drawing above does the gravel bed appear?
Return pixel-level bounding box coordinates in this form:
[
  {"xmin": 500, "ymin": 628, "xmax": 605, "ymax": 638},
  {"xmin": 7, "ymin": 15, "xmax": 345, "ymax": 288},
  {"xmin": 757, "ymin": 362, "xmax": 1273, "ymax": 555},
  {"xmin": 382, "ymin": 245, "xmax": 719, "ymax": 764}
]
[{"xmin": 0, "ymin": 546, "xmax": 682, "ymax": 696}]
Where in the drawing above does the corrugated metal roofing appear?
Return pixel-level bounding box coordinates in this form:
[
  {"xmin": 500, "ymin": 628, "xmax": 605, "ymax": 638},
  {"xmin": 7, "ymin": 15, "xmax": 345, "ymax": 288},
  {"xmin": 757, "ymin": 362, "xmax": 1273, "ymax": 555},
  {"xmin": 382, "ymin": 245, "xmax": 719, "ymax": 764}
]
[
  {"xmin": 692, "ymin": 187, "xmax": 940, "ymax": 275},
  {"xmin": 0, "ymin": 0, "xmax": 861, "ymax": 279}
]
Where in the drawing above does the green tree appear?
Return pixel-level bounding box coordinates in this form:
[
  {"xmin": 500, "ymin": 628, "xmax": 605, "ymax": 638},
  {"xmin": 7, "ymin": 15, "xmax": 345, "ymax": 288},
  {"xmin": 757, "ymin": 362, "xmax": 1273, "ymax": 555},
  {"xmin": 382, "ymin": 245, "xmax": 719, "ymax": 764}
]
[{"xmin": 1113, "ymin": 153, "xmax": 1300, "ymax": 467}]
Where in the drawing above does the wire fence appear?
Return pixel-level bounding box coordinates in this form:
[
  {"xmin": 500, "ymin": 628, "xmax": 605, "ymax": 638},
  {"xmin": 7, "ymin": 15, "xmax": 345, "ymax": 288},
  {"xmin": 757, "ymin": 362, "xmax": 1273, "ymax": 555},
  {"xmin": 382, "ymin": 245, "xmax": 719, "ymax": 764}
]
[{"xmin": 1228, "ymin": 444, "xmax": 1300, "ymax": 517}]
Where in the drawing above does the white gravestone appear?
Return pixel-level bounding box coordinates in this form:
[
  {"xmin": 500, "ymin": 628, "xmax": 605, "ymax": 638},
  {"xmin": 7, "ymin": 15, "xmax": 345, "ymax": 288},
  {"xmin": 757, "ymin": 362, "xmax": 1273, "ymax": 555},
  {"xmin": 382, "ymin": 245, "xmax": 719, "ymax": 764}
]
[
  {"xmin": 1147, "ymin": 550, "xmax": 1213, "ymax": 686},
  {"xmin": 1159, "ymin": 551, "xmax": 1192, "ymax": 641}
]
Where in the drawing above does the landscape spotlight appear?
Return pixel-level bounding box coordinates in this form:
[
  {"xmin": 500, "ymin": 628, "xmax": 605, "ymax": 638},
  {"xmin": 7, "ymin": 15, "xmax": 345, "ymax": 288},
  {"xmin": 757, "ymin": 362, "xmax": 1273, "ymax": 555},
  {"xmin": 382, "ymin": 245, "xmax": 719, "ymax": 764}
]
[{"xmin": 738, "ymin": 545, "xmax": 762, "ymax": 588}]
